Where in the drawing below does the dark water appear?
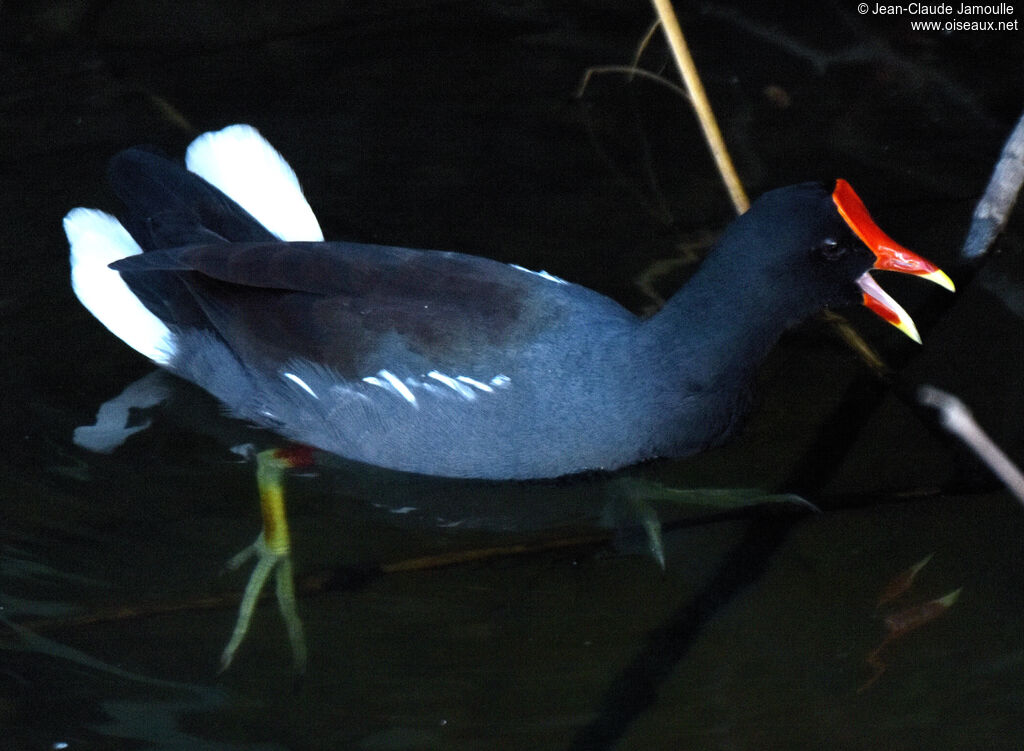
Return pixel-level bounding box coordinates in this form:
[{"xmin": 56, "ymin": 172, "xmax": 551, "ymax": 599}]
[{"xmin": 2, "ymin": 1, "xmax": 1023, "ymax": 749}]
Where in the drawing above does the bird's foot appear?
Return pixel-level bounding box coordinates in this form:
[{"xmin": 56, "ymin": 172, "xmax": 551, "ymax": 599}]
[
  {"xmin": 220, "ymin": 533, "xmax": 306, "ymax": 673},
  {"xmin": 219, "ymin": 447, "xmax": 313, "ymax": 674},
  {"xmin": 604, "ymin": 476, "xmax": 818, "ymax": 569},
  {"xmin": 602, "ymin": 488, "xmax": 666, "ymax": 569}
]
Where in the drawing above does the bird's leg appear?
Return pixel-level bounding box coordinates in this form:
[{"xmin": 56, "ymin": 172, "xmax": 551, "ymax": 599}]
[{"xmin": 220, "ymin": 446, "xmax": 313, "ymax": 673}]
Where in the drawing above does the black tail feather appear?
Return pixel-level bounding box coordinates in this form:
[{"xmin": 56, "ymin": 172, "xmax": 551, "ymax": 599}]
[
  {"xmin": 107, "ymin": 148, "xmax": 275, "ymax": 333},
  {"xmin": 108, "ymin": 148, "xmax": 276, "ymax": 251}
]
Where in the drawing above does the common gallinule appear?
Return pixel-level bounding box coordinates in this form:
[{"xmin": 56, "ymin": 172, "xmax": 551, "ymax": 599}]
[{"xmin": 65, "ymin": 124, "xmax": 953, "ymax": 670}]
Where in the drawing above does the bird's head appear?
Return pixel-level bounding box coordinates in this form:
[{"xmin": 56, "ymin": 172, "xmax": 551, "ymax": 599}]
[{"xmin": 725, "ymin": 180, "xmax": 954, "ymax": 342}]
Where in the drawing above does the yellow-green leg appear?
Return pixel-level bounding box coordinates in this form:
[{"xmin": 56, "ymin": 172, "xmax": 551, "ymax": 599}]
[{"xmin": 220, "ymin": 447, "xmax": 311, "ymax": 673}]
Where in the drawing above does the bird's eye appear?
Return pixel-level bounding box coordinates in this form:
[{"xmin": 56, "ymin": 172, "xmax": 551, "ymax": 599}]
[{"xmin": 814, "ymin": 238, "xmax": 845, "ymax": 261}]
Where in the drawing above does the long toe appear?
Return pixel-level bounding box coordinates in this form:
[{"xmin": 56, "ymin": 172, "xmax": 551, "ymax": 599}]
[{"xmin": 220, "ymin": 534, "xmax": 306, "ymax": 673}]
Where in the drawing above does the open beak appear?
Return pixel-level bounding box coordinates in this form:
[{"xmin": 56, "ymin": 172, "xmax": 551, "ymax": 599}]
[{"xmin": 833, "ymin": 179, "xmax": 954, "ymax": 343}]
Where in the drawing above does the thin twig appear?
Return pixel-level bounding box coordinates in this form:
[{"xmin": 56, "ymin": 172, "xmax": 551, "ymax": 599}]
[
  {"xmin": 575, "ymin": 65, "xmax": 692, "ymax": 103},
  {"xmin": 631, "ymin": 19, "xmax": 664, "ymax": 74},
  {"xmin": 820, "ymin": 310, "xmax": 893, "ymax": 380},
  {"xmin": 962, "ymin": 108, "xmax": 1024, "ymax": 261},
  {"xmin": 650, "ymin": 0, "xmax": 749, "ymax": 214},
  {"xmin": 919, "ymin": 385, "xmax": 1024, "ymax": 505}
]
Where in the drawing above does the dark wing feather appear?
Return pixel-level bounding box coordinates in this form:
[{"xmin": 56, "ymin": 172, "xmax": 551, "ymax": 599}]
[{"xmin": 112, "ymin": 240, "xmax": 563, "ymax": 378}]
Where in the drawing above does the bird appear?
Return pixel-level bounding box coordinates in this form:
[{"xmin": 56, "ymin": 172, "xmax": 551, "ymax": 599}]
[{"xmin": 64, "ymin": 124, "xmax": 953, "ymax": 671}]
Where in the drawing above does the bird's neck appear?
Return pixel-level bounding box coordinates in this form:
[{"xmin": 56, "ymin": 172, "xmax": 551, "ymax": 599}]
[{"xmin": 642, "ymin": 248, "xmax": 805, "ymax": 394}]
